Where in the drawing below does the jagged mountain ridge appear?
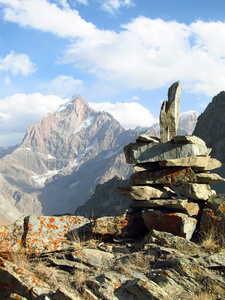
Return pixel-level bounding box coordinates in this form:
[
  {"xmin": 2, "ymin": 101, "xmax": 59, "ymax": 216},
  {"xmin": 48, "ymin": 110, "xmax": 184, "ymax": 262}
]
[{"xmin": 0, "ymin": 95, "xmax": 137, "ymax": 218}]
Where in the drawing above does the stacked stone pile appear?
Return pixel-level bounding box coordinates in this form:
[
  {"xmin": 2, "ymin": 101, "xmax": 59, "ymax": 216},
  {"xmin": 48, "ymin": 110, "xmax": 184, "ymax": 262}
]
[{"xmin": 117, "ymin": 81, "xmax": 225, "ymax": 240}]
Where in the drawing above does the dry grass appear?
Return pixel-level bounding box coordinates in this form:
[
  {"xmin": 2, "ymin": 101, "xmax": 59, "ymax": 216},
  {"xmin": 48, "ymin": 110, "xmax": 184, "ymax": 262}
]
[
  {"xmin": 192, "ymin": 283, "xmax": 225, "ymax": 300},
  {"xmin": 33, "ymin": 262, "xmax": 59, "ymax": 289},
  {"xmin": 10, "ymin": 252, "xmax": 31, "ymax": 271},
  {"xmin": 199, "ymin": 223, "xmax": 225, "ymax": 252},
  {"xmin": 86, "ymin": 238, "xmax": 99, "ymax": 249},
  {"xmin": 67, "ymin": 230, "xmax": 85, "ymax": 250}
]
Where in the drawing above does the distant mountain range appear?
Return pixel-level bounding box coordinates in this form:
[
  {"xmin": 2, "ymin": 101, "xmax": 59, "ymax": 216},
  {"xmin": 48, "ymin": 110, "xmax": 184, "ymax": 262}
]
[{"xmin": 0, "ymin": 95, "xmax": 198, "ymax": 225}]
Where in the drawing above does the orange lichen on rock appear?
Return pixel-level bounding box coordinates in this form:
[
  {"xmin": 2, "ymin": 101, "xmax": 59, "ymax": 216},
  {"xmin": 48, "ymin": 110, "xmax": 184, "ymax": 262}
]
[{"xmin": 0, "ymin": 215, "xmax": 90, "ymax": 256}]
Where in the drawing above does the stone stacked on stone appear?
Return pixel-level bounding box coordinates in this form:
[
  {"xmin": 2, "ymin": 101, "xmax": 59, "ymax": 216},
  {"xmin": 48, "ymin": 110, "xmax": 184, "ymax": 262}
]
[{"xmin": 117, "ymin": 82, "xmax": 224, "ymax": 240}]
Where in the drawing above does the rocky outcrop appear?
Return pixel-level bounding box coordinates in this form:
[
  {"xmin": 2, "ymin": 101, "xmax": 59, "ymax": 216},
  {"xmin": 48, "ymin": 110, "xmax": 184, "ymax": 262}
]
[{"xmin": 1, "ymin": 215, "xmax": 225, "ymax": 299}]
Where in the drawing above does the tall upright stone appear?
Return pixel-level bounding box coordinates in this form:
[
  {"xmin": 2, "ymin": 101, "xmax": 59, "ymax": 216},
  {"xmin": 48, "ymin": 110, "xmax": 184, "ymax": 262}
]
[{"xmin": 160, "ymin": 81, "xmax": 181, "ymax": 143}]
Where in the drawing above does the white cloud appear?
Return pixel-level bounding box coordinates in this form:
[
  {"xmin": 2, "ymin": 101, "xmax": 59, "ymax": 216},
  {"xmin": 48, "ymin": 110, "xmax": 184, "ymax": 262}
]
[
  {"xmin": 0, "ymin": 93, "xmax": 69, "ymax": 146},
  {"xmin": 61, "ymin": 17, "xmax": 225, "ymax": 97},
  {"xmin": 0, "ymin": 51, "xmax": 36, "ymax": 75},
  {"xmin": 100, "ymin": 0, "xmax": 134, "ymax": 14},
  {"xmin": 4, "ymin": 76, "xmax": 11, "ymax": 84},
  {"xmin": 39, "ymin": 75, "xmax": 83, "ymax": 97},
  {"xmin": 89, "ymin": 101, "xmax": 157, "ymax": 129},
  {"xmin": 1, "ymin": 2, "xmax": 225, "ymax": 97},
  {"xmin": 0, "ymin": 0, "xmax": 112, "ymax": 40}
]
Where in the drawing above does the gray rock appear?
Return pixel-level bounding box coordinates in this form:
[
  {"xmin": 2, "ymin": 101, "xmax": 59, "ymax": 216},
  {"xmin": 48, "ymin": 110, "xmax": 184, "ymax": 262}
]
[
  {"xmin": 178, "ymin": 183, "xmax": 214, "ymax": 201},
  {"xmin": 160, "ymin": 81, "xmax": 181, "ymax": 143},
  {"xmin": 49, "ymin": 258, "xmax": 89, "ymax": 270},
  {"xmin": 159, "ymin": 155, "xmax": 222, "ymax": 171},
  {"xmin": 117, "ymin": 185, "xmax": 176, "ymax": 200},
  {"xmin": 131, "ymin": 198, "xmax": 200, "ymax": 217},
  {"xmin": 124, "ymin": 139, "xmax": 210, "ymax": 164},
  {"xmin": 142, "ymin": 209, "xmax": 197, "ymax": 240},
  {"xmin": 136, "ymin": 134, "xmax": 160, "ymax": 143},
  {"xmin": 143, "ymin": 229, "xmax": 199, "ymax": 250},
  {"xmin": 172, "ymin": 135, "xmax": 208, "ymax": 146},
  {"xmin": 115, "ymin": 277, "xmax": 173, "ymax": 299},
  {"xmin": 196, "ymin": 172, "xmax": 225, "ymax": 184},
  {"xmin": 72, "ymin": 249, "xmax": 114, "ymax": 267}
]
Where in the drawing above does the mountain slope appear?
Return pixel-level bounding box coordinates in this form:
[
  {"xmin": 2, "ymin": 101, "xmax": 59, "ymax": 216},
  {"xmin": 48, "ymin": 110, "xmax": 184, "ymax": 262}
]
[
  {"xmin": 193, "ymin": 91, "xmax": 225, "ymax": 193},
  {"xmin": 0, "ymin": 95, "xmax": 136, "ymax": 216}
]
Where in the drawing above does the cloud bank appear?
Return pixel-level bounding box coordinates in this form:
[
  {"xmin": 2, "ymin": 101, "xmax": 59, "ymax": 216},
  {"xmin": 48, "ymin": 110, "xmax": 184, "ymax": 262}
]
[
  {"xmin": 89, "ymin": 101, "xmax": 157, "ymax": 129},
  {"xmin": 1, "ymin": 1, "xmax": 225, "ymax": 96}
]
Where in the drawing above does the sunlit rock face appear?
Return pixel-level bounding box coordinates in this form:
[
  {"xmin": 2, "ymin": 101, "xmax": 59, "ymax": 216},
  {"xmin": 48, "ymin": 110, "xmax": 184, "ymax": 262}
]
[{"xmin": 0, "ymin": 95, "xmax": 137, "ymax": 217}]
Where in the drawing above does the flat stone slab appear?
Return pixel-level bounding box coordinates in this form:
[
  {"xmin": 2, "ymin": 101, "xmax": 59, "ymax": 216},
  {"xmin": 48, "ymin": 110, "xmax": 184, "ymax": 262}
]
[
  {"xmin": 49, "ymin": 258, "xmax": 89, "ymax": 270},
  {"xmin": 178, "ymin": 183, "xmax": 214, "ymax": 201},
  {"xmin": 159, "ymin": 156, "xmax": 222, "ymax": 171},
  {"xmin": 129, "ymin": 167, "xmax": 197, "ymax": 186},
  {"xmin": 124, "ymin": 140, "xmax": 210, "ymax": 164},
  {"xmin": 142, "ymin": 209, "xmax": 197, "ymax": 240},
  {"xmin": 72, "ymin": 249, "xmax": 114, "ymax": 267},
  {"xmin": 130, "ymin": 198, "xmax": 200, "ymax": 217},
  {"xmin": 196, "ymin": 172, "xmax": 225, "ymax": 184},
  {"xmin": 117, "ymin": 185, "xmax": 176, "ymax": 200},
  {"xmin": 172, "ymin": 135, "xmax": 209, "ymax": 146},
  {"xmin": 136, "ymin": 134, "xmax": 160, "ymax": 143}
]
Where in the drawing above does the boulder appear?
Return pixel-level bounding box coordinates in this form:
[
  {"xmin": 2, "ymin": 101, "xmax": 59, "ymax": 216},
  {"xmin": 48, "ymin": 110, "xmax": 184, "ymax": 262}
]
[
  {"xmin": 142, "ymin": 209, "xmax": 197, "ymax": 240},
  {"xmin": 117, "ymin": 185, "xmax": 176, "ymax": 200},
  {"xmin": 160, "ymin": 80, "xmax": 181, "ymax": 143},
  {"xmin": 131, "ymin": 198, "xmax": 200, "ymax": 217},
  {"xmin": 178, "ymin": 183, "xmax": 214, "ymax": 201},
  {"xmin": 124, "ymin": 139, "xmax": 210, "ymax": 164},
  {"xmin": 159, "ymin": 156, "xmax": 222, "ymax": 171},
  {"xmin": 143, "ymin": 229, "xmax": 198, "ymax": 249},
  {"xmin": 200, "ymin": 194, "xmax": 225, "ymax": 232},
  {"xmin": 91, "ymin": 212, "xmax": 148, "ymax": 238},
  {"xmin": 129, "ymin": 167, "xmax": 197, "ymax": 186},
  {"xmin": 0, "ymin": 215, "xmax": 90, "ymax": 255}
]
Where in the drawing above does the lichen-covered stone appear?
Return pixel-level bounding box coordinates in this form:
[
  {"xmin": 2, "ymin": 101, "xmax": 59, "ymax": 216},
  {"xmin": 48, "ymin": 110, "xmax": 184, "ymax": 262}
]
[
  {"xmin": 129, "ymin": 167, "xmax": 197, "ymax": 186},
  {"xmin": 142, "ymin": 209, "xmax": 197, "ymax": 240},
  {"xmin": 0, "ymin": 215, "xmax": 90, "ymax": 255},
  {"xmin": 0, "ymin": 257, "xmax": 50, "ymax": 298},
  {"xmin": 91, "ymin": 212, "xmax": 148, "ymax": 238}
]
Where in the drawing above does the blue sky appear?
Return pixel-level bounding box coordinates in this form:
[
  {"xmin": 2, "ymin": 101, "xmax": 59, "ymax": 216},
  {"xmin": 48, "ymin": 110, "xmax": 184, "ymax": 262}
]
[{"xmin": 0, "ymin": 0, "xmax": 225, "ymax": 146}]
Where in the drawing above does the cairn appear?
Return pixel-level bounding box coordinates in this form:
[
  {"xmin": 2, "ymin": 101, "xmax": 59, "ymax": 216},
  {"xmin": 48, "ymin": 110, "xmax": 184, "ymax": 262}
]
[{"xmin": 117, "ymin": 81, "xmax": 224, "ymax": 240}]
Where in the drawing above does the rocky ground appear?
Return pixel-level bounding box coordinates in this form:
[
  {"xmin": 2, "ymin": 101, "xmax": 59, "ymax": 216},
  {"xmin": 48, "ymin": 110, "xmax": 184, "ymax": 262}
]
[{"xmin": 1, "ymin": 214, "xmax": 225, "ymax": 300}]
